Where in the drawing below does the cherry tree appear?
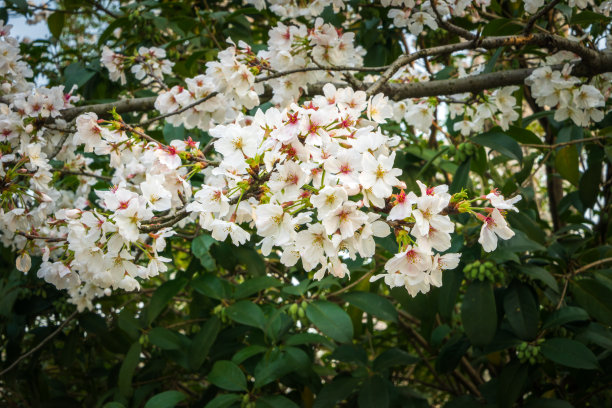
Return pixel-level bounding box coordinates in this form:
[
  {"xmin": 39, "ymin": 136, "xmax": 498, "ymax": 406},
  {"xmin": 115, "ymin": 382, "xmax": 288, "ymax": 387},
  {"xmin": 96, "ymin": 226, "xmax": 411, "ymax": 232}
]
[{"xmin": 1, "ymin": 0, "xmax": 611, "ymax": 407}]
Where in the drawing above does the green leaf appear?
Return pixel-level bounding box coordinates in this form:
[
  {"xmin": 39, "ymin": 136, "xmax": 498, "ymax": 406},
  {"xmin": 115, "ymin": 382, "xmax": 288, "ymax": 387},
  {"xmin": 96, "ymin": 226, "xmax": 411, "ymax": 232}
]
[
  {"xmin": 208, "ymin": 360, "xmax": 247, "ymax": 391},
  {"xmin": 306, "ymin": 300, "xmax": 354, "ymax": 343},
  {"xmin": 234, "ymin": 247, "xmax": 266, "ymax": 276},
  {"xmin": 555, "ymin": 146, "xmax": 580, "ymax": 187},
  {"xmin": 543, "ymin": 306, "xmax": 589, "ymax": 329},
  {"xmin": 571, "ymin": 278, "xmax": 612, "ymax": 326},
  {"xmin": 143, "ymin": 391, "xmax": 186, "ymax": 408},
  {"xmin": 118, "ymin": 309, "xmax": 141, "ymax": 339},
  {"xmin": 450, "ymin": 158, "xmax": 471, "ymax": 194},
  {"xmin": 148, "ymin": 327, "xmax": 184, "ymax": 350},
  {"xmin": 118, "ymin": 342, "xmax": 141, "ymax": 397},
  {"xmin": 204, "ymin": 394, "xmax": 242, "ymax": 408},
  {"xmin": 226, "ymin": 300, "xmax": 266, "ymax": 329},
  {"xmin": 576, "ymin": 323, "xmax": 612, "ymax": 350},
  {"xmin": 232, "ymin": 345, "xmax": 267, "ymax": 364},
  {"xmin": 436, "ymin": 334, "xmax": 470, "ymax": 373},
  {"xmin": 63, "ymin": 63, "xmax": 96, "ymax": 91},
  {"xmin": 191, "ymin": 274, "xmax": 231, "ymax": 300},
  {"xmin": 192, "ymin": 234, "xmax": 217, "ymax": 271},
  {"xmin": 282, "ymin": 279, "xmax": 310, "ymax": 296},
  {"xmin": 438, "ymin": 269, "xmax": 463, "ymax": 321},
  {"xmin": 256, "ymin": 396, "xmax": 299, "ymax": 408},
  {"xmin": 7, "ymin": 0, "xmax": 28, "ymax": 13},
  {"xmin": 253, "ymin": 347, "xmax": 309, "ymax": 388},
  {"xmin": 340, "ymin": 291, "xmax": 398, "ymax": 323},
  {"xmin": 284, "ymin": 333, "xmax": 335, "ymax": 349},
  {"xmin": 102, "ymin": 403, "xmax": 126, "ymax": 408},
  {"xmin": 507, "ymin": 126, "xmax": 542, "ymax": 145},
  {"xmin": 313, "ymin": 376, "xmax": 360, "ymax": 408},
  {"xmin": 521, "ymin": 265, "xmax": 559, "ymax": 293},
  {"xmin": 540, "ymin": 338, "xmax": 599, "ymax": 370},
  {"xmin": 461, "ymin": 281, "xmax": 497, "ymax": 347},
  {"xmin": 503, "ymin": 282, "xmax": 539, "ymax": 340},
  {"xmin": 497, "ymin": 361, "xmax": 529, "ymax": 408},
  {"xmin": 482, "ymin": 18, "xmax": 523, "ymax": 36},
  {"xmin": 524, "ymin": 399, "xmax": 574, "ymax": 408},
  {"xmin": 162, "ymin": 124, "xmax": 185, "ymax": 144},
  {"xmin": 358, "ymin": 375, "xmax": 389, "ymax": 408},
  {"xmin": 373, "ymin": 348, "xmax": 419, "ymax": 372},
  {"xmin": 472, "ymin": 130, "xmax": 523, "ymax": 162},
  {"xmin": 234, "ymin": 276, "xmax": 282, "ymax": 299},
  {"xmin": 147, "ymin": 278, "xmax": 187, "ymax": 325},
  {"xmin": 189, "ymin": 316, "xmax": 220, "ymax": 370},
  {"xmin": 47, "ymin": 12, "xmax": 64, "ymax": 38},
  {"xmin": 579, "ymin": 165, "xmax": 601, "ymax": 208},
  {"xmin": 570, "ymin": 10, "xmax": 611, "ymax": 27}
]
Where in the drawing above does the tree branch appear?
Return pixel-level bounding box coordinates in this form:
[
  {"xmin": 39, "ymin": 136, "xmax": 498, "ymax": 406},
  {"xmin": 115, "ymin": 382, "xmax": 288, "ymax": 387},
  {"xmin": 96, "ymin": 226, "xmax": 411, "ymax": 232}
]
[
  {"xmin": 57, "ymin": 39, "xmax": 612, "ymax": 123},
  {"xmin": 60, "ymin": 96, "xmax": 157, "ymax": 122},
  {"xmin": 0, "ymin": 311, "xmax": 78, "ymax": 377},
  {"xmin": 523, "ymin": 0, "xmax": 561, "ymax": 34}
]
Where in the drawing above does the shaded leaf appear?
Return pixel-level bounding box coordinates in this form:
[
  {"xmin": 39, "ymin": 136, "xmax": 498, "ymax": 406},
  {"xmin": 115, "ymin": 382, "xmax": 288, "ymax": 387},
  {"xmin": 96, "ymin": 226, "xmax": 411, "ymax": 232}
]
[
  {"xmin": 204, "ymin": 394, "xmax": 241, "ymax": 408},
  {"xmin": 147, "ymin": 278, "xmax": 187, "ymax": 325},
  {"xmin": 373, "ymin": 348, "xmax": 419, "ymax": 372},
  {"xmin": 313, "ymin": 376, "xmax": 360, "ymax": 408},
  {"xmin": 234, "ymin": 276, "xmax": 282, "ymax": 299},
  {"xmin": 118, "ymin": 342, "xmax": 141, "ymax": 397},
  {"xmin": 358, "ymin": 375, "xmax": 388, "ymax": 408},
  {"xmin": 503, "ymin": 282, "xmax": 539, "ymax": 340},
  {"xmin": 306, "ymin": 300, "xmax": 354, "ymax": 343},
  {"xmin": 461, "ymin": 281, "xmax": 497, "ymax": 347},
  {"xmin": 571, "ymin": 278, "xmax": 612, "ymax": 326},
  {"xmin": 450, "ymin": 158, "xmax": 471, "ymax": 194},
  {"xmin": 148, "ymin": 327, "xmax": 184, "ymax": 350},
  {"xmin": 208, "ymin": 360, "xmax": 247, "ymax": 391},
  {"xmin": 143, "ymin": 391, "xmax": 186, "ymax": 408},
  {"xmin": 472, "ymin": 130, "xmax": 523, "ymax": 162},
  {"xmin": 497, "ymin": 360, "xmax": 528, "ymax": 408},
  {"xmin": 540, "ymin": 338, "xmax": 599, "ymax": 370},
  {"xmin": 340, "ymin": 291, "xmax": 398, "ymax": 323},
  {"xmin": 543, "ymin": 306, "xmax": 589, "ymax": 329},
  {"xmin": 189, "ymin": 316, "xmax": 221, "ymax": 370},
  {"xmin": 226, "ymin": 300, "xmax": 266, "ymax": 329},
  {"xmin": 48, "ymin": 12, "xmax": 64, "ymax": 38},
  {"xmin": 555, "ymin": 146, "xmax": 580, "ymax": 187}
]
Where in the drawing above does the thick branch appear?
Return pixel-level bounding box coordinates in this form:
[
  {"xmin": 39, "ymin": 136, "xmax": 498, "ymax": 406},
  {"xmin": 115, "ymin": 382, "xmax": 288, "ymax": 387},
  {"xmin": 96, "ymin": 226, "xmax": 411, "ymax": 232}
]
[
  {"xmin": 60, "ymin": 96, "xmax": 157, "ymax": 121},
  {"xmin": 58, "ymin": 42, "xmax": 612, "ymax": 121},
  {"xmin": 368, "ymin": 32, "xmax": 607, "ymax": 95},
  {"xmin": 382, "ymin": 59, "xmax": 612, "ymax": 100}
]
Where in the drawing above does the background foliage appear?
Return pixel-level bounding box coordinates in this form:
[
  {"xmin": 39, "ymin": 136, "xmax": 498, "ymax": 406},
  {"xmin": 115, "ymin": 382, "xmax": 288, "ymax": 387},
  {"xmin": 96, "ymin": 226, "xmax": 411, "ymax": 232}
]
[{"xmin": 1, "ymin": 0, "xmax": 612, "ymax": 407}]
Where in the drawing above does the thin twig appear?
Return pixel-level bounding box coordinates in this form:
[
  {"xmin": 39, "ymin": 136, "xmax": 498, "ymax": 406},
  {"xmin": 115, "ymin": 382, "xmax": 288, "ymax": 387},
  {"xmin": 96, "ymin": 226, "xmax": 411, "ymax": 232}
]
[
  {"xmin": 523, "ymin": 0, "xmax": 561, "ymax": 34},
  {"xmin": 573, "ymin": 257, "xmax": 612, "ymax": 275},
  {"xmin": 15, "ymin": 231, "xmax": 67, "ymax": 243},
  {"xmin": 0, "ymin": 311, "xmax": 78, "ymax": 376},
  {"xmin": 137, "ymin": 92, "xmax": 219, "ymax": 127},
  {"xmin": 54, "ymin": 169, "xmax": 112, "ymax": 182},
  {"xmin": 521, "ymin": 136, "xmax": 606, "ymax": 149}
]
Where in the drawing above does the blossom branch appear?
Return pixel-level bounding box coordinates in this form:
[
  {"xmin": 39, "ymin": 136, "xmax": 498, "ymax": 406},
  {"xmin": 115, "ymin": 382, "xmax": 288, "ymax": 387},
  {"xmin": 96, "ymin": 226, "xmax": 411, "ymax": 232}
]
[{"xmin": 16, "ymin": 231, "xmax": 67, "ymax": 242}]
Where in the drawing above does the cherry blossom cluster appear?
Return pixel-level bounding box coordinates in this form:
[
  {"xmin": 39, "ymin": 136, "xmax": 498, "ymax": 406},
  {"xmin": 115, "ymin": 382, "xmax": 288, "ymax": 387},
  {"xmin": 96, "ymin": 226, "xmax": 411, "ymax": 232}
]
[
  {"xmin": 153, "ymin": 19, "xmax": 364, "ymax": 130},
  {"xmin": 244, "ymin": 0, "xmax": 345, "ymax": 18},
  {"xmin": 181, "ymin": 84, "xmax": 521, "ymax": 296},
  {"xmin": 450, "ymin": 86, "xmax": 520, "ymax": 135},
  {"xmin": 0, "ymin": 21, "xmax": 33, "ymax": 98},
  {"xmin": 526, "ymin": 64, "xmax": 609, "ymax": 126},
  {"xmin": 101, "ymin": 45, "xmax": 174, "ymax": 86},
  {"xmin": 522, "ymin": 0, "xmax": 589, "ymax": 14}
]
